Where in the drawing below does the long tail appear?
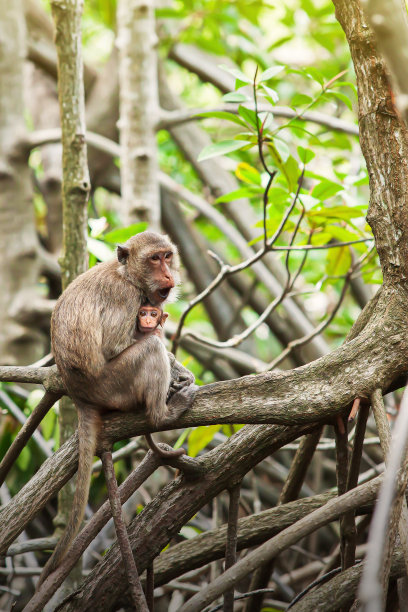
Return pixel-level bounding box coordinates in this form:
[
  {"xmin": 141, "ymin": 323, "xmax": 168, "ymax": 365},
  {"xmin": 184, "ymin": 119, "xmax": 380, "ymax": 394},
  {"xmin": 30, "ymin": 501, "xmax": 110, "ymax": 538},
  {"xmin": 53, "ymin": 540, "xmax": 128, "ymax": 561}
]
[
  {"xmin": 37, "ymin": 405, "xmax": 100, "ymax": 587},
  {"xmin": 0, "ymin": 391, "xmax": 63, "ymax": 487},
  {"xmin": 145, "ymin": 433, "xmax": 185, "ymax": 458}
]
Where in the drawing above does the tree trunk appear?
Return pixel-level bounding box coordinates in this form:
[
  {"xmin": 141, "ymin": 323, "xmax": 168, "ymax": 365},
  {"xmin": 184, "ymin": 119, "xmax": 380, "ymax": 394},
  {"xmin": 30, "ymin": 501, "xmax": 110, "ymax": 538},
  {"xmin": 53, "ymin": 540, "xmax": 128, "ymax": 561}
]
[
  {"xmin": 116, "ymin": 0, "xmax": 160, "ymax": 228},
  {"xmin": 0, "ymin": 0, "xmax": 46, "ymax": 366}
]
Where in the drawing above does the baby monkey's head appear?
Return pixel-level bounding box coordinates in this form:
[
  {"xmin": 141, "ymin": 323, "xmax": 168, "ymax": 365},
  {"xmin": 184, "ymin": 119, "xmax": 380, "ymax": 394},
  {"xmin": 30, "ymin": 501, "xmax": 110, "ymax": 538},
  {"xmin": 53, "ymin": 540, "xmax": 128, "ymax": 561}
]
[{"xmin": 137, "ymin": 300, "xmax": 168, "ymax": 333}]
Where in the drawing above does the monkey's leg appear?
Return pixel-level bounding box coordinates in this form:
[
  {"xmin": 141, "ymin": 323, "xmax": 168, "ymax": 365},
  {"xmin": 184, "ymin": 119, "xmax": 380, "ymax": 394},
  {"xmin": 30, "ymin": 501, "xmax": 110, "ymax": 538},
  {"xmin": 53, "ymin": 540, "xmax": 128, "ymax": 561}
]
[
  {"xmin": 101, "ymin": 449, "xmax": 149, "ymax": 612},
  {"xmin": 0, "ymin": 391, "xmax": 63, "ymax": 486}
]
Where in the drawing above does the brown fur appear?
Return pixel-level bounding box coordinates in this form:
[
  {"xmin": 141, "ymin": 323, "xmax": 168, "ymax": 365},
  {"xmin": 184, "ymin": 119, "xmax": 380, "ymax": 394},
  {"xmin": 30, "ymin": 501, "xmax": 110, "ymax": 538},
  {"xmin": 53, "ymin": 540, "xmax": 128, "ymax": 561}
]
[
  {"xmin": 38, "ymin": 232, "xmax": 186, "ymax": 586},
  {"xmin": 135, "ymin": 303, "xmax": 185, "ymax": 459}
]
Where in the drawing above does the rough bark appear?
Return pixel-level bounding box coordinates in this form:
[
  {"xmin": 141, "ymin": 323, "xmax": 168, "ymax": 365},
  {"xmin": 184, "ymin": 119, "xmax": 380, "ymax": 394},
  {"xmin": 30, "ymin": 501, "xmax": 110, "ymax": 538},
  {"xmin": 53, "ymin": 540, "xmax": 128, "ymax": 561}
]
[
  {"xmin": 116, "ymin": 0, "xmax": 160, "ymax": 227},
  {"xmin": 49, "ymin": 0, "xmax": 90, "ymax": 594},
  {"xmin": 0, "ymin": 0, "xmax": 46, "ymax": 366},
  {"xmin": 51, "ymin": 0, "xmax": 89, "ymax": 288},
  {"xmin": 333, "ymin": 0, "xmax": 408, "ymax": 283}
]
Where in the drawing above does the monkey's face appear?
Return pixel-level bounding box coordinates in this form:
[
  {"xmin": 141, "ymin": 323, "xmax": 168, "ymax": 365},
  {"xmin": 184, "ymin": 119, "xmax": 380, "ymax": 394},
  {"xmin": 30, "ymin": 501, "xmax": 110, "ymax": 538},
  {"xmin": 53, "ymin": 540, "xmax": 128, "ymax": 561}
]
[
  {"xmin": 137, "ymin": 306, "xmax": 162, "ymax": 332},
  {"xmin": 117, "ymin": 232, "xmax": 180, "ymax": 304}
]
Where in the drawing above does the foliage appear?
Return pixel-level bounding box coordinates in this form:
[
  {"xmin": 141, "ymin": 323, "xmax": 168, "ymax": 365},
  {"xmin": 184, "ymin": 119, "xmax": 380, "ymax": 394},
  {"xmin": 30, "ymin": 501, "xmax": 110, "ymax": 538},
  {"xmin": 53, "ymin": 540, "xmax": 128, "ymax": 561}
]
[{"xmin": 0, "ymin": 1, "xmax": 393, "ymax": 610}]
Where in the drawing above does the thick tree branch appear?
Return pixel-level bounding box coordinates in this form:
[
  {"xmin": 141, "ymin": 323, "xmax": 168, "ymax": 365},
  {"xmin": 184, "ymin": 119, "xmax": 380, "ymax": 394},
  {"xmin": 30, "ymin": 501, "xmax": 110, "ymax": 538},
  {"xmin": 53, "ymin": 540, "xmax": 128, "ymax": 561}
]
[{"xmin": 333, "ymin": 0, "xmax": 408, "ymax": 282}]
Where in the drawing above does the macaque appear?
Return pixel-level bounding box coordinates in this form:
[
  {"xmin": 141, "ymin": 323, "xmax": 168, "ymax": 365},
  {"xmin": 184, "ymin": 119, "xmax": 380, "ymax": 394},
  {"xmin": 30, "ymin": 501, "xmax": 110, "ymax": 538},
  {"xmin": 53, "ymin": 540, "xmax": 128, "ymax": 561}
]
[
  {"xmin": 135, "ymin": 301, "xmax": 186, "ymax": 459},
  {"xmin": 38, "ymin": 231, "xmax": 194, "ymax": 586}
]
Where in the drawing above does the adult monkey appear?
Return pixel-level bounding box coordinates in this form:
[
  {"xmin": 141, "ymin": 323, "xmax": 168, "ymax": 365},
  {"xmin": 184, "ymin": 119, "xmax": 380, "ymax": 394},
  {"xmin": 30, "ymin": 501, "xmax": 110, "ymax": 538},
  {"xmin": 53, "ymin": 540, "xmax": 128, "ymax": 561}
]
[{"xmin": 38, "ymin": 231, "xmax": 195, "ymax": 586}]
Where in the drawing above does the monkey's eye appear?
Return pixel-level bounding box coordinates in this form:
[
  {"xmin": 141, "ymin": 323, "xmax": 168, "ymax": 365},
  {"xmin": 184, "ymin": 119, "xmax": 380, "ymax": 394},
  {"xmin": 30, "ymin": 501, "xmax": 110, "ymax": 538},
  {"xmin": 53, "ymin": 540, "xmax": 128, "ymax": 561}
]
[
  {"xmin": 152, "ymin": 312, "xmax": 158, "ymax": 317},
  {"xmin": 165, "ymin": 251, "xmax": 172, "ymax": 260},
  {"xmin": 151, "ymin": 254, "xmax": 160, "ymax": 261}
]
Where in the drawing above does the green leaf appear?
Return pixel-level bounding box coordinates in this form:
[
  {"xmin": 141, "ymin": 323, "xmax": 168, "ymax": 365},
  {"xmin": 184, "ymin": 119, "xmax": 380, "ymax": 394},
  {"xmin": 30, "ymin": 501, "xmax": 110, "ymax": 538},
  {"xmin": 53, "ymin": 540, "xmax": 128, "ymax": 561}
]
[
  {"xmin": 215, "ymin": 186, "xmax": 263, "ymax": 204},
  {"xmin": 235, "ymin": 162, "xmax": 262, "ymax": 185},
  {"xmin": 104, "ymin": 223, "xmax": 148, "ymax": 243},
  {"xmin": 87, "ymin": 237, "xmax": 115, "ymax": 262},
  {"xmin": 259, "ymin": 65, "xmax": 284, "ymax": 82},
  {"xmin": 304, "ymin": 66, "xmax": 325, "ymax": 86},
  {"xmin": 238, "ymin": 105, "xmax": 258, "ymax": 129},
  {"xmin": 297, "ymin": 146, "xmax": 315, "ymax": 165},
  {"xmin": 222, "ymin": 92, "xmax": 249, "ymax": 103},
  {"xmin": 324, "ymin": 90, "xmax": 353, "ymax": 110},
  {"xmin": 309, "ymin": 205, "xmax": 364, "ymax": 221},
  {"xmin": 326, "ymin": 245, "xmax": 352, "ymax": 276},
  {"xmin": 260, "ymin": 84, "xmax": 279, "ymax": 103},
  {"xmin": 312, "ymin": 180, "xmax": 344, "ymax": 200},
  {"xmin": 273, "ymin": 139, "xmax": 290, "ymax": 163},
  {"xmin": 197, "ymin": 139, "xmax": 249, "ymax": 162},
  {"xmin": 267, "ymin": 35, "xmax": 292, "ymax": 51},
  {"xmin": 41, "ymin": 408, "xmax": 57, "ymax": 443},
  {"xmin": 282, "ymin": 155, "xmax": 300, "ymax": 192},
  {"xmin": 290, "ymin": 93, "xmax": 313, "ymax": 107},
  {"xmin": 219, "ymin": 64, "xmax": 252, "ymax": 84},
  {"xmin": 267, "ymin": 186, "xmax": 291, "ymax": 206},
  {"xmin": 197, "ymin": 111, "xmax": 248, "ymax": 128},
  {"xmin": 188, "ymin": 425, "xmax": 222, "ymax": 457},
  {"xmin": 16, "ymin": 445, "xmax": 31, "ymax": 471},
  {"xmin": 310, "ymin": 231, "xmax": 333, "ymax": 246}
]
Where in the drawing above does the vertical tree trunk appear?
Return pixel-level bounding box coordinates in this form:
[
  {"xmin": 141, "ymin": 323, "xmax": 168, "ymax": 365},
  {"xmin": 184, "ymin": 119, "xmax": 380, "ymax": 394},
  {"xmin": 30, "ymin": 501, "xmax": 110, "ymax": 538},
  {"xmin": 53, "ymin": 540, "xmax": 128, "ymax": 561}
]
[
  {"xmin": 116, "ymin": 0, "xmax": 160, "ymax": 229},
  {"xmin": 50, "ymin": 0, "xmax": 90, "ymax": 595},
  {"xmin": 0, "ymin": 0, "xmax": 46, "ymax": 366}
]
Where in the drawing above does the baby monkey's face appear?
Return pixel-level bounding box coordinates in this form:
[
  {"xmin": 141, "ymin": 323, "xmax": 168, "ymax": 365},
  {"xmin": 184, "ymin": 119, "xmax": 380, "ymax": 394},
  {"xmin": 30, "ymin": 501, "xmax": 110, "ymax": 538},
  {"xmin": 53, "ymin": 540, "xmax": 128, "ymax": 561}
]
[{"xmin": 138, "ymin": 305, "xmax": 165, "ymax": 332}]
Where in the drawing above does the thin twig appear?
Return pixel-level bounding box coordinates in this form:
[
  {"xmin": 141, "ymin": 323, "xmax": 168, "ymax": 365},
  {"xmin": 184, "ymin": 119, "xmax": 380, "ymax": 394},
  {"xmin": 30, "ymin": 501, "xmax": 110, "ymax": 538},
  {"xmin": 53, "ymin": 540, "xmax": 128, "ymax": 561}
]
[
  {"xmin": 223, "ymin": 483, "xmax": 241, "ymax": 612},
  {"xmin": 341, "ymin": 403, "xmax": 370, "ymax": 571}
]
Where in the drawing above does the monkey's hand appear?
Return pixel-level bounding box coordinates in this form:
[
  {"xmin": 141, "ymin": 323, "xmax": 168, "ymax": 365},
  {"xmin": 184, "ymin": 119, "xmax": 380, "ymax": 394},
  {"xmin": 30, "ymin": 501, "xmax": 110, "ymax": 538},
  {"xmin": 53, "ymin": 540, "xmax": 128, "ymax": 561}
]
[
  {"xmin": 167, "ymin": 352, "xmax": 195, "ymax": 401},
  {"xmin": 166, "ymin": 383, "xmax": 198, "ymax": 422}
]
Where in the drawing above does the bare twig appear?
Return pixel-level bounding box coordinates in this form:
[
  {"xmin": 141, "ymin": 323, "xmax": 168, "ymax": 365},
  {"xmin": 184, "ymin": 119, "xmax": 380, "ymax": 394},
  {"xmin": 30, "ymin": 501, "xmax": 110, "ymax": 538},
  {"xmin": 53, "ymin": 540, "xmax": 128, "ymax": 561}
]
[
  {"xmin": 342, "ymin": 403, "xmax": 370, "ymax": 570},
  {"xmin": 223, "ymin": 483, "xmax": 241, "ymax": 612}
]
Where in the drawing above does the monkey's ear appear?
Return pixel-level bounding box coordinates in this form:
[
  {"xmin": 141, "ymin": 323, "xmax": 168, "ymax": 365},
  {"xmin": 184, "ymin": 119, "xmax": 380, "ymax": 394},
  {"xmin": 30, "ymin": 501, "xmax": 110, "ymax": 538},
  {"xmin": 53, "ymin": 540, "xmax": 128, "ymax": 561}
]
[{"xmin": 117, "ymin": 245, "xmax": 130, "ymax": 264}]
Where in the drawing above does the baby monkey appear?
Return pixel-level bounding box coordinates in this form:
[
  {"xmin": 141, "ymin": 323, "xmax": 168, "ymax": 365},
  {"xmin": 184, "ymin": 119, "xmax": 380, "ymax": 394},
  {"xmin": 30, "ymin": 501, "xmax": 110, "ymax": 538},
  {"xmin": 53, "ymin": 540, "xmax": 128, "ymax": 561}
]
[
  {"xmin": 134, "ymin": 301, "xmax": 168, "ymax": 341},
  {"xmin": 136, "ymin": 300, "xmax": 185, "ymax": 459}
]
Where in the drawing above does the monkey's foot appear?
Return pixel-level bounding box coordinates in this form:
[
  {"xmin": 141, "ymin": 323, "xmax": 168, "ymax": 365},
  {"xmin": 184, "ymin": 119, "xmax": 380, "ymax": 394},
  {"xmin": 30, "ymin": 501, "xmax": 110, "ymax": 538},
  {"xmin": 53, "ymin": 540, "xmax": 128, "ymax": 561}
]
[{"xmin": 167, "ymin": 383, "xmax": 198, "ymax": 420}]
